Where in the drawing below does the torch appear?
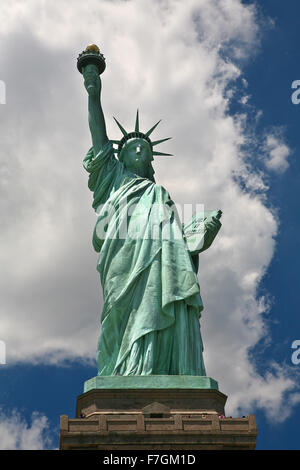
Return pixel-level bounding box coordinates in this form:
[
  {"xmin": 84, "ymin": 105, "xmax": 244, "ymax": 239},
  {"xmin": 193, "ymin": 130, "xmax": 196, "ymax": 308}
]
[{"xmin": 77, "ymin": 44, "xmax": 106, "ymax": 76}]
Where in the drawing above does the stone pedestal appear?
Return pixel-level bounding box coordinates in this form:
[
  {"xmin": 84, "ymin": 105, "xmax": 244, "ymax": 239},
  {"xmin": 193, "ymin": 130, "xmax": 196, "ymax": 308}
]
[{"xmin": 59, "ymin": 376, "xmax": 257, "ymax": 450}]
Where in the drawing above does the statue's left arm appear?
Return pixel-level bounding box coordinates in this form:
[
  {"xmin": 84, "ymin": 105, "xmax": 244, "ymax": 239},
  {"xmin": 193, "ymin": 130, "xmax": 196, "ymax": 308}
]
[
  {"xmin": 187, "ymin": 215, "xmax": 222, "ymax": 273},
  {"xmin": 183, "ymin": 211, "xmax": 222, "ymax": 260},
  {"xmin": 198, "ymin": 216, "xmax": 222, "ymax": 253}
]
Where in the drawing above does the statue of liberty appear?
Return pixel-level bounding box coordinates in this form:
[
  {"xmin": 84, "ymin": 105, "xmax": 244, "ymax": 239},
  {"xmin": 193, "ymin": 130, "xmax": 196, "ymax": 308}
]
[{"xmin": 77, "ymin": 45, "xmax": 222, "ymax": 377}]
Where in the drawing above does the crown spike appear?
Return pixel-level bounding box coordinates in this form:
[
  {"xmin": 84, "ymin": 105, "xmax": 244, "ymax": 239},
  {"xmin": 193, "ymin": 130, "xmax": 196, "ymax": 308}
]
[
  {"xmin": 113, "ymin": 117, "xmax": 128, "ymax": 136},
  {"xmin": 113, "ymin": 112, "xmax": 173, "ymax": 158},
  {"xmin": 152, "ymin": 137, "xmax": 172, "ymax": 147},
  {"xmin": 152, "ymin": 151, "xmax": 173, "ymax": 156},
  {"xmin": 135, "ymin": 109, "xmax": 139, "ymax": 132},
  {"xmin": 145, "ymin": 120, "xmax": 161, "ymax": 137}
]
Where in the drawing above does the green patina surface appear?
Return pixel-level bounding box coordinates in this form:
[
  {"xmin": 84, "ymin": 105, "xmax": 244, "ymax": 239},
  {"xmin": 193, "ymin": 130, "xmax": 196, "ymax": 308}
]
[
  {"xmin": 78, "ymin": 46, "xmax": 222, "ymax": 381},
  {"xmin": 84, "ymin": 375, "xmax": 219, "ymax": 393}
]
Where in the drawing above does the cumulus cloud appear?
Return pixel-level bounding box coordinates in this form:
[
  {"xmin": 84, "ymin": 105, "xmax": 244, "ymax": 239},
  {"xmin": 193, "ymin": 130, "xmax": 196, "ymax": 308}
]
[
  {"xmin": 0, "ymin": 0, "xmax": 296, "ymax": 422},
  {"xmin": 0, "ymin": 408, "xmax": 53, "ymax": 450},
  {"xmin": 263, "ymin": 133, "xmax": 290, "ymax": 173}
]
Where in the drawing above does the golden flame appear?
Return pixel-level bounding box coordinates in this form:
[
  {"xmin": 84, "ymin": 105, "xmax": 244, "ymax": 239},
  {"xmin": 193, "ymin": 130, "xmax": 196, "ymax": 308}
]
[{"xmin": 85, "ymin": 44, "xmax": 100, "ymax": 53}]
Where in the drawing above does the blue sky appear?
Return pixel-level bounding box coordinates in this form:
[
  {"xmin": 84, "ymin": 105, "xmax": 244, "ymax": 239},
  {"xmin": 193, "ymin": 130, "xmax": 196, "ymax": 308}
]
[
  {"xmin": 240, "ymin": 0, "xmax": 300, "ymax": 448},
  {"xmin": 0, "ymin": 0, "xmax": 299, "ymax": 450},
  {"xmin": 233, "ymin": 0, "xmax": 300, "ymax": 448}
]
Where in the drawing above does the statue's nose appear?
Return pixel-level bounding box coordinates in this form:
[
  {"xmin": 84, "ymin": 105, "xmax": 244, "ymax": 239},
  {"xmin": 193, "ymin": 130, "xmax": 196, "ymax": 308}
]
[{"xmin": 136, "ymin": 146, "xmax": 141, "ymax": 154}]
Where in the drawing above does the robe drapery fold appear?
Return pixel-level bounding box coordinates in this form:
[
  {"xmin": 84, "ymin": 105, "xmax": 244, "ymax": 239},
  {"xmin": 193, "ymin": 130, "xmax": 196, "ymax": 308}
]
[{"xmin": 83, "ymin": 141, "xmax": 206, "ymax": 376}]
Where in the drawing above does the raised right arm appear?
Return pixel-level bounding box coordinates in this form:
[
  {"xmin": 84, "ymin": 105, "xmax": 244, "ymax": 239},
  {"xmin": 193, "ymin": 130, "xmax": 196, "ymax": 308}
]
[{"xmin": 82, "ymin": 63, "xmax": 109, "ymax": 156}]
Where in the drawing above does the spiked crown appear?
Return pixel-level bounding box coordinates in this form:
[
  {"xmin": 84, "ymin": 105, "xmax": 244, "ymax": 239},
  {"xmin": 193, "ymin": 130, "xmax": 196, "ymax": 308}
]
[{"xmin": 111, "ymin": 110, "xmax": 172, "ymax": 160}]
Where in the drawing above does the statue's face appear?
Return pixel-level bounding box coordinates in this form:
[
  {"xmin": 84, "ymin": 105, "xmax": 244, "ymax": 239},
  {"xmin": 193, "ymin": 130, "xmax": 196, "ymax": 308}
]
[{"xmin": 121, "ymin": 138, "xmax": 153, "ymax": 178}]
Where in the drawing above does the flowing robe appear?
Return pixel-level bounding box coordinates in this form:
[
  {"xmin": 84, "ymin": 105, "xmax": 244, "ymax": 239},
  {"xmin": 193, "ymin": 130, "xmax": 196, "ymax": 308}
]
[{"xmin": 83, "ymin": 141, "xmax": 206, "ymax": 376}]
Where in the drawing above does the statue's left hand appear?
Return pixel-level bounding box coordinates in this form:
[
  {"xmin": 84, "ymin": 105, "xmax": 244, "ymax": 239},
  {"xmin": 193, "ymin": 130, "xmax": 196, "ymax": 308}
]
[
  {"xmin": 205, "ymin": 216, "xmax": 221, "ymax": 235},
  {"xmin": 197, "ymin": 216, "xmax": 221, "ymax": 253}
]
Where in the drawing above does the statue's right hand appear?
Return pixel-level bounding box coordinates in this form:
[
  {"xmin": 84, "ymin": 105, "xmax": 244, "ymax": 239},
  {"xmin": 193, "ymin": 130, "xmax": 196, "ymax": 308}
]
[{"xmin": 82, "ymin": 64, "xmax": 101, "ymax": 97}]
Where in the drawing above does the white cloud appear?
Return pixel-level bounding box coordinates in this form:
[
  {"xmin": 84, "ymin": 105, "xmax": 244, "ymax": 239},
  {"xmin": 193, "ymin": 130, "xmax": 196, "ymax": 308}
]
[
  {"xmin": 0, "ymin": 0, "xmax": 297, "ymax": 423},
  {"xmin": 0, "ymin": 408, "xmax": 53, "ymax": 450},
  {"xmin": 239, "ymin": 94, "xmax": 250, "ymax": 105},
  {"xmin": 263, "ymin": 133, "xmax": 290, "ymax": 173}
]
